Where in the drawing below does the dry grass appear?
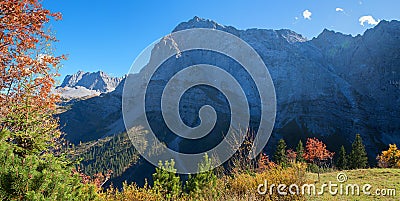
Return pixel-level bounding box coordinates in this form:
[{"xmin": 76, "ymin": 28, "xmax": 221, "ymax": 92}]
[
  {"xmin": 306, "ymin": 168, "xmax": 400, "ymax": 201},
  {"xmin": 101, "ymin": 166, "xmax": 400, "ymax": 200},
  {"xmin": 101, "ymin": 164, "xmax": 308, "ymax": 201}
]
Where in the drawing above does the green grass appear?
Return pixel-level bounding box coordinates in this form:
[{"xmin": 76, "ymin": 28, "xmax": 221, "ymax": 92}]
[{"xmin": 306, "ymin": 169, "xmax": 400, "ymax": 201}]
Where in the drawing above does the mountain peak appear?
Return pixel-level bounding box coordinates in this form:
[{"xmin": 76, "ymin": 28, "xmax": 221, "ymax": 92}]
[
  {"xmin": 172, "ymin": 16, "xmax": 238, "ymax": 34},
  {"xmin": 364, "ymin": 20, "xmax": 400, "ymax": 35},
  {"xmin": 276, "ymin": 29, "xmax": 307, "ymax": 43},
  {"xmin": 316, "ymin": 28, "xmax": 352, "ymax": 39},
  {"xmin": 375, "ymin": 20, "xmax": 399, "ymax": 28},
  {"xmin": 60, "ymin": 71, "xmax": 123, "ymax": 93}
]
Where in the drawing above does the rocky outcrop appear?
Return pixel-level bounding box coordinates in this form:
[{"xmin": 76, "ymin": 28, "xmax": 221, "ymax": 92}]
[
  {"xmin": 60, "ymin": 70, "xmax": 123, "ymax": 93},
  {"xmin": 58, "ymin": 17, "xmax": 400, "ymax": 165},
  {"xmin": 56, "ymin": 71, "xmax": 123, "ymax": 100}
]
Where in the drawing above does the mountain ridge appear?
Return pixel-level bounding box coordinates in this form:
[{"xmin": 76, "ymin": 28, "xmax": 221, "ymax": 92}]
[
  {"xmin": 59, "ymin": 70, "xmax": 123, "ymax": 93},
  {"xmin": 58, "ymin": 17, "xmax": 400, "ymax": 187},
  {"xmin": 55, "ymin": 70, "xmax": 124, "ymax": 101}
]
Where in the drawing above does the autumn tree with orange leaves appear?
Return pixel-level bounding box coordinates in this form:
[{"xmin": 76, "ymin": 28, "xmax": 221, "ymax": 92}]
[
  {"xmin": 0, "ymin": 1, "xmax": 100, "ymax": 200},
  {"xmin": 0, "ymin": 0, "xmax": 66, "ymax": 155},
  {"xmin": 304, "ymin": 137, "xmax": 334, "ymax": 180}
]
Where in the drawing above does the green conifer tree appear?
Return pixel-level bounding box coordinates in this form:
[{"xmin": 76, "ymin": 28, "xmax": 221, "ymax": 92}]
[
  {"xmin": 348, "ymin": 134, "xmax": 368, "ymax": 169},
  {"xmin": 336, "ymin": 145, "xmax": 347, "ymax": 170},
  {"xmin": 185, "ymin": 154, "xmax": 217, "ymax": 199},
  {"xmin": 296, "ymin": 140, "xmax": 305, "ymax": 163},
  {"xmin": 152, "ymin": 159, "xmax": 181, "ymax": 200},
  {"xmin": 274, "ymin": 139, "xmax": 288, "ymax": 166}
]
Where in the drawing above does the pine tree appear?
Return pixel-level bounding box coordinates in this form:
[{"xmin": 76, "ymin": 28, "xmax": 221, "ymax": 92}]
[
  {"xmin": 296, "ymin": 140, "xmax": 305, "ymax": 163},
  {"xmin": 274, "ymin": 139, "xmax": 288, "ymax": 166},
  {"xmin": 336, "ymin": 145, "xmax": 347, "ymax": 170},
  {"xmin": 152, "ymin": 159, "xmax": 182, "ymax": 200},
  {"xmin": 185, "ymin": 154, "xmax": 217, "ymax": 199},
  {"xmin": 348, "ymin": 134, "xmax": 368, "ymax": 169}
]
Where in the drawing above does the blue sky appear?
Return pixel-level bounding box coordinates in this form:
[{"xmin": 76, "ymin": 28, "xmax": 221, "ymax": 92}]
[{"xmin": 43, "ymin": 0, "xmax": 400, "ymax": 81}]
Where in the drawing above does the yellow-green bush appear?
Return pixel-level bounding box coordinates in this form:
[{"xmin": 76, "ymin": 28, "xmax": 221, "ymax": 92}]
[
  {"xmin": 377, "ymin": 144, "xmax": 400, "ymax": 168},
  {"xmin": 101, "ymin": 182, "xmax": 158, "ymax": 201},
  {"xmin": 101, "ymin": 163, "xmax": 308, "ymax": 201},
  {"xmin": 218, "ymin": 163, "xmax": 308, "ymax": 201}
]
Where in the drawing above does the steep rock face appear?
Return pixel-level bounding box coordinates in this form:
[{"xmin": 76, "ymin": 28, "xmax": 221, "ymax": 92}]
[
  {"xmin": 60, "ymin": 70, "xmax": 123, "ymax": 93},
  {"xmin": 58, "ymin": 17, "xmax": 400, "ymax": 164},
  {"xmin": 58, "ymin": 85, "xmax": 124, "ymax": 143},
  {"xmin": 56, "ymin": 71, "xmax": 125, "ymax": 142},
  {"xmin": 308, "ymin": 21, "xmax": 400, "ymax": 151}
]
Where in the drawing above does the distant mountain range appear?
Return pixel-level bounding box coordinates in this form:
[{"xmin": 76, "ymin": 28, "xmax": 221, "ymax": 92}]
[
  {"xmin": 55, "ymin": 71, "xmax": 123, "ymax": 100},
  {"xmin": 56, "ymin": 17, "xmax": 400, "ymax": 187}
]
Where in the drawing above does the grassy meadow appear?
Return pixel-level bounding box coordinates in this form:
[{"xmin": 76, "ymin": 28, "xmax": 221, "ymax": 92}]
[{"xmin": 306, "ymin": 169, "xmax": 400, "ymax": 201}]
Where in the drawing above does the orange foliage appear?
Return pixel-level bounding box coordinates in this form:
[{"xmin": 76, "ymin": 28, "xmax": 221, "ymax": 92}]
[
  {"xmin": 286, "ymin": 149, "xmax": 297, "ymax": 163},
  {"xmin": 257, "ymin": 153, "xmax": 277, "ymax": 172},
  {"xmin": 72, "ymin": 168, "xmax": 113, "ymax": 189},
  {"xmin": 0, "ymin": 0, "xmax": 64, "ymax": 124},
  {"xmin": 303, "ymin": 138, "xmax": 334, "ymax": 162}
]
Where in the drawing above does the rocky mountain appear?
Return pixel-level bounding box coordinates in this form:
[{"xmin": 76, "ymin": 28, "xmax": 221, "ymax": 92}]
[
  {"xmin": 60, "ymin": 70, "xmax": 122, "ymax": 92},
  {"xmin": 58, "ymin": 17, "xmax": 400, "ymax": 186},
  {"xmin": 56, "ymin": 71, "xmax": 123, "ymax": 100}
]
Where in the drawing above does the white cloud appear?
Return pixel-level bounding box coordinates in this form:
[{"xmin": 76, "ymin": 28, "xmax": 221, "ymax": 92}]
[
  {"xmin": 295, "ymin": 17, "xmax": 299, "ymax": 20},
  {"xmin": 359, "ymin": 15, "xmax": 380, "ymax": 26},
  {"xmin": 336, "ymin": 8, "xmax": 344, "ymax": 12},
  {"xmin": 303, "ymin": 10, "xmax": 312, "ymax": 20}
]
